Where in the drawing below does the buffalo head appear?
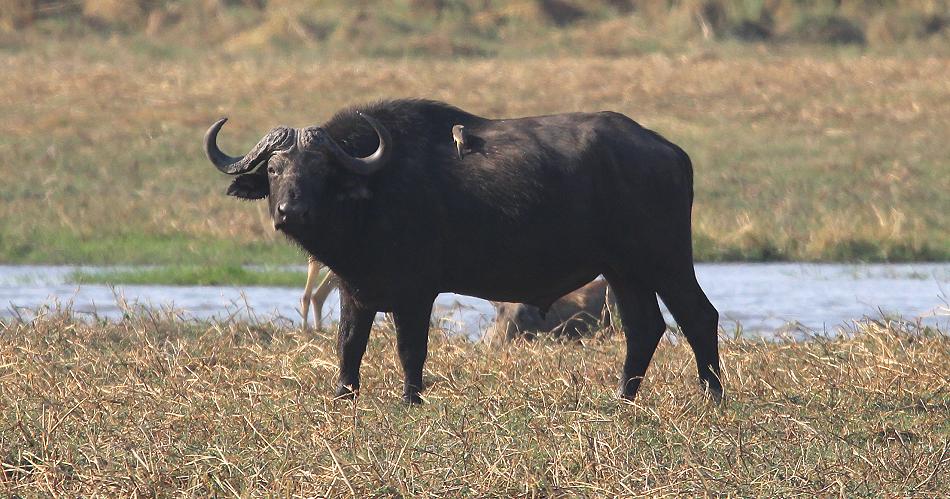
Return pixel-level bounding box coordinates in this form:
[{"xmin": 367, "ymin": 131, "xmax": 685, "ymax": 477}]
[{"xmin": 203, "ymin": 112, "xmax": 391, "ymax": 231}]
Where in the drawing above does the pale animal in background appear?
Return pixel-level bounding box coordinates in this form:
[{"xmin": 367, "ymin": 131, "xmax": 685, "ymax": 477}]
[
  {"xmin": 489, "ymin": 279, "xmax": 616, "ymax": 343},
  {"xmin": 301, "ymin": 255, "xmax": 339, "ymax": 330}
]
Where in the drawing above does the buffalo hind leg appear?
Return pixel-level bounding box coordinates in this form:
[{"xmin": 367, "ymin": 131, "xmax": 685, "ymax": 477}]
[
  {"xmin": 606, "ymin": 274, "xmax": 667, "ymax": 400},
  {"xmin": 656, "ymin": 270, "xmax": 722, "ymax": 402},
  {"xmin": 335, "ymin": 292, "xmax": 376, "ymax": 399},
  {"xmin": 392, "ymin": 300, "xmax": 435, "ymax": 405}
]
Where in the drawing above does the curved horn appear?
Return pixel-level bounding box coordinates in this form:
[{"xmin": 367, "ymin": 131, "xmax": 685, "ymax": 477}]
[
  {"xmin": 204, "ymin": 118, "xmax": 294, "ymax": 175},
  {"xmin": 325, "ymin": 111, "xmax": 391, "ymax": 176}
]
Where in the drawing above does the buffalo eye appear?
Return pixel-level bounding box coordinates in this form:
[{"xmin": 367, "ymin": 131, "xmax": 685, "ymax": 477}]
[{"xmin": 267, "ymin": 164, "xmax": 278, "ymax": 176}]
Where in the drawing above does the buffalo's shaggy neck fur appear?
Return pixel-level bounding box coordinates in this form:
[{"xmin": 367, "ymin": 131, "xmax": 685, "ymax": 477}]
[
  {"xmin": 288, "ymin": 100, "xmax": 486, "ymax": 307},
  {"xmin": 208, "ymin": 98, "xmax": 721, "ymax": 405}
]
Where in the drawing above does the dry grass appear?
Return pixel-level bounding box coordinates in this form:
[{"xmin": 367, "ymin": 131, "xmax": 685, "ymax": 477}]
[
  {"xmin": 0, "ymin": 46, "xmax": 947, "ymax": 264},
  {"xmin": 1, "ymin": 308, "xmax": 948, "ymax": 495}
]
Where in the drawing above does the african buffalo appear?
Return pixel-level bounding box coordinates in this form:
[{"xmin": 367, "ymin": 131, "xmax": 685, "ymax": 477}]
[
  {"xmin": 204, "ymin": 99, "xmax": 721, "ymax": 404},
  {"xmin": 489, "ymin": 278, "xmax": 615, "ymax": 343}
]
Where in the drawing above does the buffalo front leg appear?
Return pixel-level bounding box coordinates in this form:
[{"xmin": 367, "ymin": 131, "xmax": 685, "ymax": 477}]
[
  {"xmin": 605, "ymin": 274, "xmax": 667, "ymax": 400},
  {"xmin": 335, "ymin": 292, "xmax": 376, "ymax": 399},
  {"xmin": 392, "ymin": 299, "xmax": 435, "ymax": 405}
]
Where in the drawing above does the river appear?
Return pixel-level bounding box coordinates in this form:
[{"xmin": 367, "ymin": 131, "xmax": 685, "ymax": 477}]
[{"xmin": 1, "ymin": 264, "xmax": 947, "ymax": 339}]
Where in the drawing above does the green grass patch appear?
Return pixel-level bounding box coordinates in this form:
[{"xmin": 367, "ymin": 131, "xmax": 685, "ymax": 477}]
[
  {"xmin": 0, "ymin": 230, "xmax": 305, "ymax": 266},
  {"xmin": 67, "ymin": 265, "xmax": 310, "ymax": 287}
]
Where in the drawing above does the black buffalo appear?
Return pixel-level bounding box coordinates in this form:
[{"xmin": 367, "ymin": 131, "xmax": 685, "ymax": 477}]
[{"xmin": 204, "ymin": 99, "xmax": 721, "ymax": 404}]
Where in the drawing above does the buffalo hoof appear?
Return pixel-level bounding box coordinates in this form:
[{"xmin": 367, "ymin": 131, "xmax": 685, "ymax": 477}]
[
  {"xmin": 402, "ymin": 391, "xmax": 424, "ymax": 405},
  {"xmin": 334, "ymin": 384, "xmax": 358, "ymax": 400},
  {"xmin": 616, "ymin": 388, "xmax": 639, "ymax": 402},
  {"xmin": 701, "ymin": 379, "xmax": 724, "ymax": 405},
  {"xmin": 616, "ymin": 378, "xmax": 642, "ymax": 401}
]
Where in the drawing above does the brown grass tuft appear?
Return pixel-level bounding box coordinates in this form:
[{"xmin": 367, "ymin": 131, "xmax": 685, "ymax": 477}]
[
  {"xmin": 81, "ymin": 0, "xmax": 147, "ymax": 30},
  {"xmin": 0, "ymin": 0, "xmax": 34, "ymax": 31}
]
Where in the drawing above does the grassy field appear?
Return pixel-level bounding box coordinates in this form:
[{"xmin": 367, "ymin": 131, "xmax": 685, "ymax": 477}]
[
  {"xmin": 1, "ymin": 3, "xmax": 948, "ymax": 273},
  {"xmin": 0, "ymin": 43, "xmax": 947, "ymax": 269},
  {"xmin": 1, "ymin": 310, "xmax": 947, "ymax": 495},
  {"xmin": 2, "ymin": 4, "xmax": 947, "ymax": 496}
]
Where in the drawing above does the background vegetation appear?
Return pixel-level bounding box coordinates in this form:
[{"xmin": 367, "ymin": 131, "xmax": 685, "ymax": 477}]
[
  {"xmin": 1, "ymin": 310, "xmax": 947, "ymax": 495},
  {"xmin": 1, "ymin": 0, "xmax": 947, "ymax": 270},
  {"xmin": 3, "ymin": 0, "xmax": 948, "ymax": 56}
]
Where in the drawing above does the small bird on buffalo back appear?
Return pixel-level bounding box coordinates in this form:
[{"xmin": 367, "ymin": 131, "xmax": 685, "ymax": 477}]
[{"xmin": 452, "ymin": 124, "xmax": 466, "ymax": 160}]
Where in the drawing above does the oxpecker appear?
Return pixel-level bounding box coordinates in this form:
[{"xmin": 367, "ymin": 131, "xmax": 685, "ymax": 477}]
[{"xmin": 452, "ymin": 124, "xmax": 466, "ymax": 160}]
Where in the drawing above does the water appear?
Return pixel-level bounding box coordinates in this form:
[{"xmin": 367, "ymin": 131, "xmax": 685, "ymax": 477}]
[{"xmin": 1, "ymin": 264, "xmax": 947, "ymax": 338}]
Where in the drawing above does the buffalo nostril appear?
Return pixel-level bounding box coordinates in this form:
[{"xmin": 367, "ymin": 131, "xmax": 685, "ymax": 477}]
[{"xmin": 274, "ymin": 203, "xmax": 289, "ymax": 231}]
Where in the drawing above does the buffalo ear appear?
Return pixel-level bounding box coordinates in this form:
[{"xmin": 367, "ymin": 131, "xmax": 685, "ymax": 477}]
[{"xmin": 226, "ymin": 172, "xmax": 268, "ymax": 199}]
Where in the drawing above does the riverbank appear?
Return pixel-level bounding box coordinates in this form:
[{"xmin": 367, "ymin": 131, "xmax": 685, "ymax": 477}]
[
  {"xmin": 3, "ymin": 263, "xmax": 947, "ymax": 337},
  {"xmin": 1, "ymin": 311, "xmax": 947, "ymax": 495},
  {"xmin": 68, "ymin": 264, "xmax": 309, "ymax": 287}
]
